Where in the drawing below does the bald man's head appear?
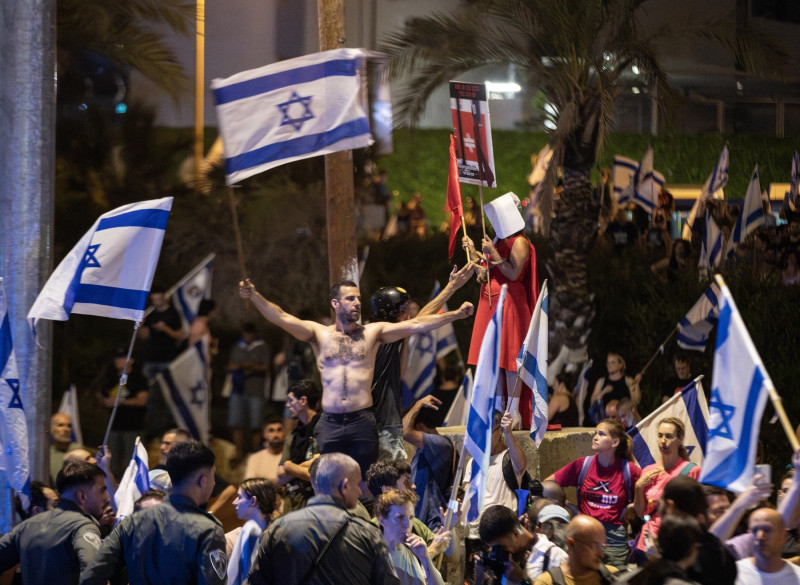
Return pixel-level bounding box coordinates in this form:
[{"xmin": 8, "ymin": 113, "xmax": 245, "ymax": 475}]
[
  {"xmin": 749, "ymin": 507, "xmax": 787, "ymax": 564},
  {"xmin": 566, "ymin": 515, "xmax": 607, "ymax": 572},
  {"xmin": 50, "ymin": 413, "xmax": 73, "ymax": 447}
]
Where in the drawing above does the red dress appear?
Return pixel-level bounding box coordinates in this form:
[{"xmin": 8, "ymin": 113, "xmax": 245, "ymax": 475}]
[{"xmin": 467, "ymin": 235, "xmax": 539, "ymax": 426}]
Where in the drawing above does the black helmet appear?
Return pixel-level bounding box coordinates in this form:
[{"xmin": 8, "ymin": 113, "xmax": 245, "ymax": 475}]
[{"xmin": 371, "ymin": 287, "xmax": 410, "ymax": 322}]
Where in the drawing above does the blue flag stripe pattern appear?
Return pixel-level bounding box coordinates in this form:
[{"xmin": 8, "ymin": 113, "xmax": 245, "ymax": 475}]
[
  {"xmin": 516, "ymin": 280, "xmax": 548, "ymax": 445},
  {"xmin": 699, "ymin": 278, "xmax": 771, "ymax": 493},
  {"xmin": 465, "ymin": 285, "xmax": 507, "ymax": 521},
  {"xmin": 0, "ymin": 278, "xmax": 31, "ymax": 519},
  {"xmin": 213, "ymin": 58, "xmax": 360, "ymax": 105},
  {"xmin": 677, "ymin": 284, "xmax": 720, "ymax": 351}
]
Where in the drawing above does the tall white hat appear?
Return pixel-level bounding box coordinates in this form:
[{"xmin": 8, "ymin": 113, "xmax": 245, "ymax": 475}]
[{"xmin": 484, "ymin": 192, "xmax": 525, "ymax": 239}]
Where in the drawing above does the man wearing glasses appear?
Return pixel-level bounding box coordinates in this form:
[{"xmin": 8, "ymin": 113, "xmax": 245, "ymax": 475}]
[{"xmin": 533, "ymin": 515, "xmax": 617, "ymax": 585}]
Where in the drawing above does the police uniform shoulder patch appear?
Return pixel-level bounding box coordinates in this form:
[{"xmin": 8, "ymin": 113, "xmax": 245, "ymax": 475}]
[
  {"xmin": 209, "ymin": 549, "xmax": 227, "ymax": 579},
  {"xmin": 83, "ymin": 532, "xmax": 102, "ymax": 549}
]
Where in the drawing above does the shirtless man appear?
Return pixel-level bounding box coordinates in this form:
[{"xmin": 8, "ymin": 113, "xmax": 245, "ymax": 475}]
[{"xmin": 239, "ymin": 278, "xmax": 474, "ymax": 479}]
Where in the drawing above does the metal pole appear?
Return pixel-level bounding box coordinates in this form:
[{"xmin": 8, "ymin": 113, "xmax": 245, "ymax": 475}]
[
  {"xmin": 102, "ymin": 322, "xmax": 141, "ymax": 448},
  {"xmin": 0, "ymin": 0, "xmax": 56, "ymax": 531}
]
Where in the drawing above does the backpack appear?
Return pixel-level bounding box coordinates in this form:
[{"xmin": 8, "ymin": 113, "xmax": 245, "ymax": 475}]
[
  {"xmin": 547, "ymin": 564, "xmax": 616, "ymax": 585},
  {"xmin": 501, "ymin": 451, "xmax": 543, "ymax": 511},
  {"xmin": 576, "ymin": 455, "xmax": 632, "ymax": 522}
]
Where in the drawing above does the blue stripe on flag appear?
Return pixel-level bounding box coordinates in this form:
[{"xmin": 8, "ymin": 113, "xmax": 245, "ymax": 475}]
[
  {"xmin": 96, "ymin": 209, "xmax": 170, "ymax": 232},
  {"xmin": 675, "ymin": 333, "xmax": 705, "ymax": 350},
  {"xmin": 629, "ymin": 427, "xmax": 657, "ymax": 468},
  {"xmin": 702, "ymin": 367, "xmax": 764, "ymax": 485},
  {"xmin": 615, "ymin": 159, "xmax": 638, "ymax": 172},
  {"xmin": 213, "ymin": 57, "xmax": 362, "ymax": 105},
  {"xmin": 74, "ymin": 285, "xmax": 149, "ymax": 311},
  {"xmin": 0, "ymin": 314, "xmax": 11, "ymax": 374},
  {"xmin": 681, "ymin": 384, "xmax": 708, "ymax": 454},
  {"xmin": 225, "ymin": 118, "xmax": 371, "ymax": 175},
  {"xmin": 466, "ymin": 405, "xmax": 489, "ymax": 454},
  {"xmin": 160, "ymin": 369, "xmax": 202, "ymax": 440}
]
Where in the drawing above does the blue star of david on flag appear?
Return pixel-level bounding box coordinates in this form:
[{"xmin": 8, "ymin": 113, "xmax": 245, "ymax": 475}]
[
  {"xmin": 707, "ymin": 387, "xmax": 736, "ymax": 440},
  {"xmin": 82, "ymin": 244, "xmax": 102, "ymax": 268},
  {"xmin": 5, "ymin": 379, "xmax": 22, "ymax": 409},
  {"xmin": 278, "ymin": 91, "xmax": 314, "ymax": 131},
  {"xmin": 190, "ymin": 381, "xmax": 205, "ymax": 407}
]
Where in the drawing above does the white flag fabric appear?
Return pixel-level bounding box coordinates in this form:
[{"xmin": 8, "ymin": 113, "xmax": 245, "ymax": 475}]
[
  {"xmin": 168, "ymin": 253, "xmax": 215, "ymax": 332},
  {"xmin": 516, "ymin": 280, "xmax": 548, "ymax": 446},
  {"xmin": 58, "ymin": 384, "xmax": 84, "ymax": 446},
  {"xmin": 682, "ymin": 146, "xmax": 729, "ymax": 240},
  {"xmin": 114, "ymin": 437, "xmax": 150, "ymax": 522},
  {"xmin": 699, "ymin": 211, "xmax": 724, "ymax": 272},
  {"xmin": 629, "ymin": 378, "xmax": 709, "ymax": 469},
  {"xmin": 677, "ymin": 284, "xmax": 721, "ymax": 352},
  {"xmin": 613, "ymin": 155, "xmax": 638, "ymax": 207},
  {"xmin": 212, "ymin": 48, "xmax": 372, "ymax": 185},
  {"xmin": 788, "ymin": 152, "xmax": 799, "ymax": 209},
  {"xmin": 731, "ymin": 166, "xmax": 764, "ymax": 244},
  {"xmin": 28, "ymin": 198, "xmax": 173, "ymax": 328},
  {"xmin": 464, "ymin": 285, "xmax": 507, "ymax": 522},
  {"xmin": 443, "ymin": 369, "xmax": 473, "ymax": 427},
  {"xmin": 574, "ymin": 360, "xmax": 593, "ymax": 426},
  {"xmin": 634, "ymin": 146, "xmax": 665, "ymax": 213},
  {"xmin": 699, "ymin": 279, "xmax": 771, "ymax": 493},
  {"xmin": 157, "ymin": 340, "xmax": 210, "ymax": 443},
  {"xmin": 0, "ymin": 278, "xmax": 31, "ymax": 512},
  {"xmin": 227, "ymin": 519, "xmax": 263, "ymax": 585}
]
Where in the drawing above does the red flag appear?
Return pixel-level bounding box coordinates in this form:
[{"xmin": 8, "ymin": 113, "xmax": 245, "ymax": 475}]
[{"xmin": 446, "ymin": 134, "xmax": 464, "ymax": 259}]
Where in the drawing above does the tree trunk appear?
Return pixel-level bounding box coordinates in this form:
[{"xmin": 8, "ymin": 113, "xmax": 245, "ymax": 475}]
[{"xmin": 547, "ymin": 166, "xmax": 598, "ymax": 359}]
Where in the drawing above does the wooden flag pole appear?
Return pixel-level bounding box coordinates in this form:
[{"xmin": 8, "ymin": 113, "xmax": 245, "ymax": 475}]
[
  {"xmin": 638, "ymin": 325, "xmax": 678, "ymax": 378},
  {"xmin": 478, "ymin": 185, "xmax": 492, "ymax": 308}
]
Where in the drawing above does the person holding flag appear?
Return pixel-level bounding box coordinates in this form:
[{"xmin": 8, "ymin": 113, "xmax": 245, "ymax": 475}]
[
  {"xmin": 462, "ymin": 192, "xmax": 539, "ymax": 428},
  {"xmin": 546, "ymin": 419, "xmax": 642, "ymax": 570},
  {"xmin": 632, "ymin": 417, "xmax": 702, "ymax": 565}
]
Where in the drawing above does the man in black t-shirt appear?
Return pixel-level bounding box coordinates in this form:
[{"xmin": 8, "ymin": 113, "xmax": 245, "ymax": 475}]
[
  {"xmin": 97, "ymin": 347, "xmax": 149, "ymax": 478},
  {"xmin": 277, "ymin": 379, "xmax": 321, "ymax": 510},
  {"xmin": 139, "ymin": 287, "xmax": 184, "ymax": 438},
  {"xmin": 660, "ymin": 351, "xmax": 695, "ymax": 403}
]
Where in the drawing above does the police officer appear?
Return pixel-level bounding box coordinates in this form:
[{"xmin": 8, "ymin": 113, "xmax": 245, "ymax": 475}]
[
  {"xmin": 0, "ymin": 460, "xmax": 109, "ymax": 584},
  {"xmin": 80, "ymin": 440, "xmax": 228, "ymax": 585}
]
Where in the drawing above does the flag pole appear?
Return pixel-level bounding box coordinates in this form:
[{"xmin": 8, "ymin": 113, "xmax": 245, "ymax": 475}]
[
  {"xmin": 227, "ymin": 186, "xmax": 248, "ymax": 280},
  {"xmin": 102, "ymin": 321, "xmax": 141, "ymax": 448},
  {"xmin": 638, "ymin": 325, "xmax": 678, "ymax": 377},
  {"xmin": 478, "ymin": 185, "xmax": 492, "ymax": 308},
  {"xmin": 435, "ymin": 435, "xmax": 469, "ymax": 571}
]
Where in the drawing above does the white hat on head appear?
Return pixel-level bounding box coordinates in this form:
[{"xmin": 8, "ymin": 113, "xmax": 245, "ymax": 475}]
[{"xmin": 484, "ymin": 192, "xmax": 525, "ymax": 239}]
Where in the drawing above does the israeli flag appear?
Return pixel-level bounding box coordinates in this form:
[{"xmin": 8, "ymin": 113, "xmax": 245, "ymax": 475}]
[
  {"xmin": 168, "ymin": 253, "xmax": 215, "ymax": 332},
  {"xmin": 634, "ymin": 146, "xmax": 665, "ymax": 213},
  {"xmin": 443, "ymin": 369, "xmax": 473, "ymax": 427},
  {"xmin": 677, "ymin": 284, "xmax": 721, "ymax": 351},
  {"xmin": 731, "ymin": 166, "xmax": 764, "ymax": 244},
  {"xmin": 574, "ymin": 359, "xmax": 593, "ymax": 426},
  {"xmin": 227, "ymin": 519, "xmax": 262, "ymax": 585},
  {"xmin": 613, "ymin": 155, "xmax": 638, "ymax": 207},
  {"xmin": 788, "ymin": 151, "xmax": 799, "ymax": 209},
  {"xmin": 516, "ymin": 280, "xmax": 548, "ymax": 446},
  {"xmin": 682, "ymin": 146, "xmax": 729, "ymax": 240},
  {"xmin": 464, "ymin": 285, "xmax": 506, "ymax": 521},
  {"xmin": 114, "ymin": 437, "xmax": 150, "ymax": 522},
  {"xmin": 698, "ymin": 211, "xmax": 724, "ymax": 272},
  {"xmin": 157, "ymin": 339, "xmax": 210, "ymax": 443},
  {"xmin": 57, "ymin": 384, "xmax": 84, "ymax": 446},
  {"xmin": 212, "ymin": 48, "xmax": 373, "ymax": 185},
  {"xmin": 0, "ymin": 278, "xmax": 31, "ymax": 515},
  {"xmin": 699, "ymin": 278, "xmax": 771, "ymax": 493},
  {"xmin": 629, "ymin": 378, "xmax": 709, "ymax": 468},
  {"xmin": 28, "ymin": 198, "xmax": 173, "ymax": 328}
]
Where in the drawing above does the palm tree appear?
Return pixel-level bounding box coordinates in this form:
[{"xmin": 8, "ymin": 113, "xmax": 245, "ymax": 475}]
[
  {"xmin": 57, "ymin": 0, "xmax": 193, "ymax": 101},
  {"xmin": 381, "ymin": 0, "xmax": 790, "ymax": 360}
]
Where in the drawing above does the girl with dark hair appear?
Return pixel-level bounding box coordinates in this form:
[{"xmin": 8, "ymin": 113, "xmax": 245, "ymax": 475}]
[
  {"xmin": 633, "ymin": 417, "xmax": 701, "ymax": 565},
  {"xmin": 548, "ymin": 371, "xmax": 579, "ymax": 427},
  {"xmin": 227, "ymin": 478, "xmax": 280, "ymax": 583},
  {"xmin": 618, "ymin": 514, "xmax": 703, "ymax": 585},
  {"xmin": 546, "ymin": 419, "xmax": 642, "ymax": 569}
]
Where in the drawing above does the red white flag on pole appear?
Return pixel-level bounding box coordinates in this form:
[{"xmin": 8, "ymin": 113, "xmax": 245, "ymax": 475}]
[
  {"xmin": 450, "ymin": 82, "xmax": 496, "ymax": 187},
  {"xmin": 446, "ymin": 134, "xmax": 464, "ymax": 259}
]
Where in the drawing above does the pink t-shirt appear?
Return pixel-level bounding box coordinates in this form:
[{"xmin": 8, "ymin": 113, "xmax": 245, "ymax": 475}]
[
  {"xmin": 554, "ymin": 456, "xmax": 642, "ymax": 524},
  {"xmin": 636, "ymin": 459, "xmax": 702, "ymax": 552}
]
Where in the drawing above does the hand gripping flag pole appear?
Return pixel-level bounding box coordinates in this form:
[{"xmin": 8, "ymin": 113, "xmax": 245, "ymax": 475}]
[{"xmin": 102, "ymin": 321, "xmax": 140, "ymax": 448}]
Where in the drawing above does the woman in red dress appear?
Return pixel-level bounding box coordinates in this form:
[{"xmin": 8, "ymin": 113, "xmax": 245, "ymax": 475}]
[{"xmin": 462, "ymin": 192, "xmax": 539, "ymax": 427}]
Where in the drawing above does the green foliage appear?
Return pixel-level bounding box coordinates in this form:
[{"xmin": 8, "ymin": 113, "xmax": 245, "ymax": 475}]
[{"xmin": 379, "ymin": 129, "xmax": 800, "ymax": 229}]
